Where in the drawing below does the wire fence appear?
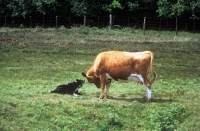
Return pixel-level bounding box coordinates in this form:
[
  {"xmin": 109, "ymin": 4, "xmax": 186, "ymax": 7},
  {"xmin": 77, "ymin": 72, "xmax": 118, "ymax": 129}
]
[{"xmin": 0, "ymin": 15, "xmax": 199, "ymax": 33}]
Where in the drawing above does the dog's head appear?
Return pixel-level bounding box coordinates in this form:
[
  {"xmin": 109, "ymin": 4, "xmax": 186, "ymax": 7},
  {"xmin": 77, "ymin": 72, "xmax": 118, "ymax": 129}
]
[{"xmin": 75, "ymin": 79, "xmax": 85, "ymax": 86}]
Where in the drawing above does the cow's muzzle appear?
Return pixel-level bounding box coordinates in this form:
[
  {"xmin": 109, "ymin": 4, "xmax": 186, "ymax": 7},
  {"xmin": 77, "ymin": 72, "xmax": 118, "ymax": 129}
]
[{"xmin": 96, "ymin": 85, "xmax": 101, "ymax": 88}]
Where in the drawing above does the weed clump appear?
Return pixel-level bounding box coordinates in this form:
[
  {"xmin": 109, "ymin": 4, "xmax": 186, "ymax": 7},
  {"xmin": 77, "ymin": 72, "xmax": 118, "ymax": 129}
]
[{"xmin": 146, "ymin": 104, "xmax": 185, "ymax": 131}]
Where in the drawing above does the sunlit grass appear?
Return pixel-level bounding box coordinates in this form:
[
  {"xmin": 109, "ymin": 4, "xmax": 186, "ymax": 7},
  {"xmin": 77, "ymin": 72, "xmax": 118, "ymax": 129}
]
[{"xmin": 0, "ymin": 27, "xmax": 200, "ymax": 130}]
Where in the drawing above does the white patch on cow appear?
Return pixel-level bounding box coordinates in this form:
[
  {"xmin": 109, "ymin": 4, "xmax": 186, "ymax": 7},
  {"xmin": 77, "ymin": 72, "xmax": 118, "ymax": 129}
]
[
  {"xmin": 118, "ymin": 73, "xmax": 144, "ymax": 83},
  {"xmin": 129, "ymin": 74, "xmax": 144, "ymax": 83},
  {"xmin": 147, "ymin": 88, "xmax": 152, "ymax": 99},
  {"xmin": 106, "ymin": 73, "xmax": 112, "ymax": 80}
]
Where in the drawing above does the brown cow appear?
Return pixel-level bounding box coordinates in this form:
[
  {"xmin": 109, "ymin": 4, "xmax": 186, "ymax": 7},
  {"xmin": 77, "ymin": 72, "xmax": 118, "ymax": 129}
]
[{"xmin": 82, "ymin": 51, "xmax": 157, "ymax": 102}]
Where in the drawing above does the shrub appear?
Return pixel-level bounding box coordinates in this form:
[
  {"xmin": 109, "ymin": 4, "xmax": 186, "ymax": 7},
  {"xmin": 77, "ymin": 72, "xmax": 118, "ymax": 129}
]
[{"xmin": 146, "ymin": 104, "xmax": 185, "ymax": 131}]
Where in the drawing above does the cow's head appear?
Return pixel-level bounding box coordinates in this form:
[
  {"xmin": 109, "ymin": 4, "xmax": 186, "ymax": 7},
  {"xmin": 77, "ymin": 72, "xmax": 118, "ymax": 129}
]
[{"xmin": 82, "ymin": 72, "xmax": 101, "ymax": 88}]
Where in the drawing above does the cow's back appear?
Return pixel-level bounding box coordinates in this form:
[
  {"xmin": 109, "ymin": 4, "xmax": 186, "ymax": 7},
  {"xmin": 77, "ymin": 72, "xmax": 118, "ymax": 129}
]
[{"xmin": 93, "ymin": 51, "xmax": 152, "ymax": 80}]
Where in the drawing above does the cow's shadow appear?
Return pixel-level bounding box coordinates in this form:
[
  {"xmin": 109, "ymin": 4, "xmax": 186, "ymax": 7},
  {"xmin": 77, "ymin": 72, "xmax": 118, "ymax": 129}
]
[{"xmin": 110, "ymin": 96, "xmax": 175, "ymax": 103}]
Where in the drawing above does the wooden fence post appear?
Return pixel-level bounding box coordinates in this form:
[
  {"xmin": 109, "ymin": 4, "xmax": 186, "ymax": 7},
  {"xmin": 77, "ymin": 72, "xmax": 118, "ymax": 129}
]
[
  {"xmin": 143, "ymin": 17, "xmax": 146, "ymax": 35},
  {"xmin": 176, "ymin": 17, "xmax": 178, "ymax": 35},
  {"xmin": 84, "ymin": 16, "xmax": 86, "ymax": 26},
  {"xmin": 5, "ymin": 15, "xmax": 6, "ymax": 26},
  {"xmin": 185, "ymin": 23, "xmax": 187, "ymax": 30},
  {"xmin": 128, "ymin": 17, "xmax": 130, "ymax": 27},
  {"xmin": 30, "ymin": 16, "xmax": 32, "ymax": 27},
  {"xmin": 18, "ymin": 16, "xmax": 19, "ymax": 27},
  {"xmin": 159, "ymin": 18, "xmax": 162, "ymax": 32},
  {"xmin": 42, "ymin": 16, "xmax": 44, "ymax": 27},
  {"xmin": 98, "ymin": 16, "xmax": 99, "ymax": 27},
  {"xmin": 193, "ymin": 18, "xmax": 195, "ymax": 33},
  {"xmin": 166, "ymin": 19, "xmax": 168, "ymax": 27},
  {"xmin": 109, "ymin": 14, "xmax": 112, "ymax": 29},
  {"xmin": 113, "ymin": 15, "xmax": 115, "ymax": 26},
  {"xmin": 68, "ymin": 16, "xmax": 71, "ymax": 28},
  {"xmin": 56, "ymin": 16, "xmax": 58, "ymax": 28}
]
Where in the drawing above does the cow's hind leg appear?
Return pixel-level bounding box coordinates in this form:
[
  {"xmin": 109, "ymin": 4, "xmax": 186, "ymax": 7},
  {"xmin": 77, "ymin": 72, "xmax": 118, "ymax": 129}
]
[
  {"xmin": 144, "ymin": 78, "xmax": 152, "ymax": 102},
  {"xmin": 146, "ymin": 87, "xmax": 152, "ymax": 102}
]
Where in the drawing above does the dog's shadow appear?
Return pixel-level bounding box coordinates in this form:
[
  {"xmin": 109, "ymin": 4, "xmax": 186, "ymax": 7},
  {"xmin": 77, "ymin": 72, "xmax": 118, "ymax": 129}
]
[{"xmin": 109, "ymin": 96, "xmax": 175, "ymax": 103}]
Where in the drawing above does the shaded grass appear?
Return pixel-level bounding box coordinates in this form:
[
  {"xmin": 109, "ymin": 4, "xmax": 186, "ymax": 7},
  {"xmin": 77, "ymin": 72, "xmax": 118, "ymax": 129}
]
[{"xmin": 0, "ymin": 27, "xmax": 200, "ymax": 131}]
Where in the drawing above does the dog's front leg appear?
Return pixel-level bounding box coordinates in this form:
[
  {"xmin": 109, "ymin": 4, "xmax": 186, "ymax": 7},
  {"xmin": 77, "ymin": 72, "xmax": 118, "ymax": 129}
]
[{"xmin": 72, "ymin": 87, "xmax": 80, "ymax": 96}]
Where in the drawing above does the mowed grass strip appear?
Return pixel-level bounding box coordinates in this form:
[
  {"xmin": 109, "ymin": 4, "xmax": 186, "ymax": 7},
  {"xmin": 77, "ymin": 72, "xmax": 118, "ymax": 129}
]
[{"xmin": 0, "ymin": 27, "xmax": 200, "ymax": 131}]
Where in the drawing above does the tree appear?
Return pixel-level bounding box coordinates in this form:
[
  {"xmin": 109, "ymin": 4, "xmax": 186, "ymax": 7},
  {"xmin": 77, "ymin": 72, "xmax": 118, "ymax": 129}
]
[
  {"xmin": 189, "ymin": 0, "xmax": 200, "ymax": 19},
  {"xmin": 171, "ymin": 0, "xmax": 188, "ymax": 17},
  {"xmin": 5, "ymin": 0, "xmax": 35, "ymax": 17},
  {"xmin": 102, "ymin": 0, "xmax": 123, "ymax": 14},
  {"xmin": 0, "ymin": 0, "xmax": 199, "ymax": 19},
  {"xmin": 157, "ymin": 0, "xmax": 200, "ymax": 19},
  {"xmin": 125, "ymin": 0, "xmax": 157, "ymax": 17},
  {"xmin": 157, "ymin": 0, "xmax": 188, "ymax": 18},
  {"xmin": 0, "ymin": 0, "xmax": 9, "ymax": 16},
  {"xmin": 69, "ymin": 0, "xmax": 102, "ymax": 16},
  {"xmin": 35, "ymin": 0, "xmax": 57, "ymax": 15}
]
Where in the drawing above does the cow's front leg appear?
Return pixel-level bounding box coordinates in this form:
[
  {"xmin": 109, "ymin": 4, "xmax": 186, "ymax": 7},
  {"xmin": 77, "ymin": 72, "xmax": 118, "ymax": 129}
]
[
  {"xmin": 100, "ymin": 87, "xmax": 105, "ymax": 99},
  {"xmin": 105, "ymin": 80, "xmax": 111, "ymax": 98},
  {"xmin": 99, "ymin": 74, "xmax": 106, "ymax": 99}
]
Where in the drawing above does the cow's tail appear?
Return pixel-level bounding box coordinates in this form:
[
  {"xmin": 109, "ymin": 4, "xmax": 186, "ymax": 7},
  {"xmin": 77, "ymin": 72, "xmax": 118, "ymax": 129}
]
[{"xmin": 148, "ymin": 51, "xmax": 157, "ymax": 84}]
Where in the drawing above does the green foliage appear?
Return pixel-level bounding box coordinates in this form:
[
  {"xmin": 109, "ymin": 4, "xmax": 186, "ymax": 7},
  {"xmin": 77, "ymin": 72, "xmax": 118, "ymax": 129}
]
[
  {"xmin": 146, "ymin": 104, "xmax": 185, "ymax": 131},
  {"xmin": 189, "ymin": 0, "xmax": 200, "ymax": 19},
  {"xmin": 35, "ymin": 0, "xmax": 57, "ymax": 15},
  {"xmin": 0, "ymin": 0, "xmax": 200, "ymax": 19},
  {"xmin": 157, "ymin": 0, "xmax": 186, "ymax": 17},
  {"xmin": 102, "ymin": 0, "xmax": 123, "ymax": 13},
  {"xmin": 6, "ymin": 0, "xmax": 33, "ymax": 17},
  {"xmin": 157, "ymin": 0, "xmax": 200, "ymax": 19},
  {"xmin": 70, "ymin": 0, "xmax": 88, "ymax": 16},
  {"xmin": 127, "ymin": 1, "xmax": 139, "ymax": 11},
  {"xmin": 127, "ymin": 0, "xmax": 156, "ymax": 11}
]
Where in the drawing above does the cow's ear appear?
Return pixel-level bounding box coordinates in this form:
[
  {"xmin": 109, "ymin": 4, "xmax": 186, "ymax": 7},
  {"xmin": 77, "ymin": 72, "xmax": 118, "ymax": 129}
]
[{"xmin": 82, "ymin": 72, "xmax": 87, "ymax": 77}]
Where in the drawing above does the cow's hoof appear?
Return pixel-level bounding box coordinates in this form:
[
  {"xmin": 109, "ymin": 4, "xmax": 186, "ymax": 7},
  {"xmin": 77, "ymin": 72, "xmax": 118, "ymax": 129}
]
[
  {"xmin": 105, "ymin": 95, "xmax": 109, "ymax": 99},
  {"xmin": 99, "ymin": 95, "xmax": 105, "ymax": 99},
  {"xmin": 146, "ymin": 98, "xmax": 151, "ymax": 102}
]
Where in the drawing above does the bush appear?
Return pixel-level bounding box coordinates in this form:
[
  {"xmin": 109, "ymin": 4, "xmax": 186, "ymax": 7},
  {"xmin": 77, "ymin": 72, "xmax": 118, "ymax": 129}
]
[{"xmin": 146, "ymin": 104, "xmax": 185, "ymax": 131}]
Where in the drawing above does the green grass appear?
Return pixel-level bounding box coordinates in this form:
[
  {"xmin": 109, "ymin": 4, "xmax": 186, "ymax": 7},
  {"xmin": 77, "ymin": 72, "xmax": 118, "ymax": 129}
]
[{"xmin": 0, "ymin": 27, "xmax": 200, "ymax": 131}]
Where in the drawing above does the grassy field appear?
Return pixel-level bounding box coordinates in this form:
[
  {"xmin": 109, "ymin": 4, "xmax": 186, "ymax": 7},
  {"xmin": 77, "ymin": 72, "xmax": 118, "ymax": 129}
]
[{"xmin": 0, "ymin": 27, "xmax": 200, "ymax": 131}]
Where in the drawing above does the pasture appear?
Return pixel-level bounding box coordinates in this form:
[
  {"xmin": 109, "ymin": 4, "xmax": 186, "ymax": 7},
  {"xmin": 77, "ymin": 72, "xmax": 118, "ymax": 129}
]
[{"xmin": 0, "ymin": 27, "xmax": 200, "ymax": 131}]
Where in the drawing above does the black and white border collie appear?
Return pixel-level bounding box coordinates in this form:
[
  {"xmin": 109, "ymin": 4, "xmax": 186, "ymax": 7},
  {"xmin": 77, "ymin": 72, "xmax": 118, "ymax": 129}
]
[{"xmin": 50, "ymin": 79, "xmax": 85, "ymax": 96}]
